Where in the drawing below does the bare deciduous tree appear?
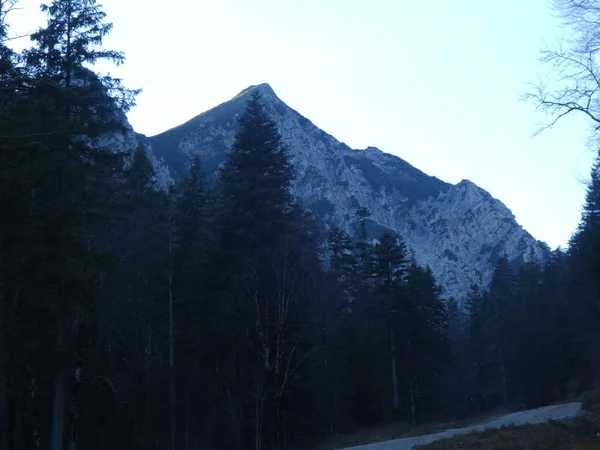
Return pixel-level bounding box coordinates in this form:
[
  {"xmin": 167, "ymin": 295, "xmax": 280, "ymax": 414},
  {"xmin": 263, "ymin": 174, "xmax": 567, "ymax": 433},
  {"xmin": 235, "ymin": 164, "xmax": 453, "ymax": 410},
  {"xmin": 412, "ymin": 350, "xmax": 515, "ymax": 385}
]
[
  {"xmin": 525, "ymin": 0, "xmax": 600, "ymax": 133},
  {"xmin": 0, "ymin": 0, "xmax": 24, "ymax": 42}
]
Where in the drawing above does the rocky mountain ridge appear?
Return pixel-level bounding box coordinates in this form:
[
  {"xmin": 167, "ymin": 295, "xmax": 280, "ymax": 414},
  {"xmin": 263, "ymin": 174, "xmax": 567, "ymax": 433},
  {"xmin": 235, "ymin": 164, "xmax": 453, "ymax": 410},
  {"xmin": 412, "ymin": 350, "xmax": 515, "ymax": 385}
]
[{"xmin": 121, "ymin": 83, "xmax": 550, "ymax": 300}]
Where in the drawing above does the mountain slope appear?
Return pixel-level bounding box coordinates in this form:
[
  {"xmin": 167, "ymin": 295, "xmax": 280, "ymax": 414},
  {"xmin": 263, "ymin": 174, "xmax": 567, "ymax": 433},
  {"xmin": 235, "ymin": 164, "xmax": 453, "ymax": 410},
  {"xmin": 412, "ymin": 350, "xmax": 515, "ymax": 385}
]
[{"xmin": 142, "ymin": 83, "xmax": 549, "ymax": 300}]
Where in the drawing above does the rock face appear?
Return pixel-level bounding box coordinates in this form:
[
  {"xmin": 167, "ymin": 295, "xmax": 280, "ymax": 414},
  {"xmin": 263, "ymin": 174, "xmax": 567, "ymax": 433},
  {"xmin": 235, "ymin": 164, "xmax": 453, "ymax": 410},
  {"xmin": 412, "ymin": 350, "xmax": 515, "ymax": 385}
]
[
  {"xmin": 130, "ymin": 83, "xmax": 549, "ymax": 301},
  {"xmin": 96, "ymin": 114, "xmax": 174, "ymax": 191}
]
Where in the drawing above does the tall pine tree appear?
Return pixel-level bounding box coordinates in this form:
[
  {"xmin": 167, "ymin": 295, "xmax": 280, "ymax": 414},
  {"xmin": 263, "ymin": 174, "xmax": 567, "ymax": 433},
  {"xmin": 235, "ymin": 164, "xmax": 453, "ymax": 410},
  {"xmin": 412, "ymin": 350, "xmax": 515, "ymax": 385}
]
[
  {"xmin": 17, "ymin": 1, "xmax": 138, "ymax": 448},
  {"xmin": 215, "ymin": 91, "xmax": 313, "ymax": 449}
]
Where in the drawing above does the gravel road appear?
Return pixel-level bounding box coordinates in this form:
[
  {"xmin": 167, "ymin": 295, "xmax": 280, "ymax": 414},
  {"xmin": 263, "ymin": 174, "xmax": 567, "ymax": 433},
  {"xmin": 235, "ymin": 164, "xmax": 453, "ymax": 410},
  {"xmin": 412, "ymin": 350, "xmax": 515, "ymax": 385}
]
[{"xmin": 342, "ymin": 402, "xmax": 583, "ymax": 450}]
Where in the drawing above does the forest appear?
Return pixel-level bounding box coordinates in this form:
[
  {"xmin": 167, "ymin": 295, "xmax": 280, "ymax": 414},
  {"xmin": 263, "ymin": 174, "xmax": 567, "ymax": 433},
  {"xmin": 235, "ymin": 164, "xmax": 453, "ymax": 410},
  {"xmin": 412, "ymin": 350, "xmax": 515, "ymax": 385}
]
[{"xmin": 1, "ymin": 1, "xmax": 600, "ymax": 449}]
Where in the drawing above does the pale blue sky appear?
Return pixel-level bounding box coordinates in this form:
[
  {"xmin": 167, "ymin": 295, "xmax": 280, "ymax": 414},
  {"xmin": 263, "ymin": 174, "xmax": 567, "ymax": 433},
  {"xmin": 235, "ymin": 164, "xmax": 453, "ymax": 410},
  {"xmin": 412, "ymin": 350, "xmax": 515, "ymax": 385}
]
[{"xmin": 7, "ymin": 0, "xmax": 596, "ymax": 249}]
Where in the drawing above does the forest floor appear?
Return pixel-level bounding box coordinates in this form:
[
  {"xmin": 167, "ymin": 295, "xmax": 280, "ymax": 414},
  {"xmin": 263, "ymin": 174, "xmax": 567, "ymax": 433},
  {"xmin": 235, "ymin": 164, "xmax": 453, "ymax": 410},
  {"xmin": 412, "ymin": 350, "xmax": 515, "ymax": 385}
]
[{"xmin": 333, "ymin": 402, "xmax": 591, "ymax": 450}]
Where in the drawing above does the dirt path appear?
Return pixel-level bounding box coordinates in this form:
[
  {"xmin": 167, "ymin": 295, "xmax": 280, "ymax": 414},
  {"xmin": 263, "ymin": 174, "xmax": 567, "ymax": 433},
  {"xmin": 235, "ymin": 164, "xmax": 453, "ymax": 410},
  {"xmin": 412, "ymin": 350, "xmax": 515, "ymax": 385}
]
[{"xmin": 342, "ymin": 402, "xmax": 583, "ymax": 450}]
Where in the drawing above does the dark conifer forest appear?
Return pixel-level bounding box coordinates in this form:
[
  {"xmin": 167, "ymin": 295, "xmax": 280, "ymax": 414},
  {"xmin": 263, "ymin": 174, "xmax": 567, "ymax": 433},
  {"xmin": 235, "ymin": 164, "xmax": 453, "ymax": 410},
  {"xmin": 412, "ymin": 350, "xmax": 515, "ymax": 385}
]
[{"xmin": 1, "ymin": 1, "xmax": 600, "ymax": 449}]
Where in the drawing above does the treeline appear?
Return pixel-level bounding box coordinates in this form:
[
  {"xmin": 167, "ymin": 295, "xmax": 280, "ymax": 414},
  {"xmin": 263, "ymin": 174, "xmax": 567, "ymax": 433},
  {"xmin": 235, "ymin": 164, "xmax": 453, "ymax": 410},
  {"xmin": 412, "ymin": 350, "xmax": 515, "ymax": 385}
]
[{"xmin": 2, "ymin": 1, "xmax": 600, "ymax": 450}]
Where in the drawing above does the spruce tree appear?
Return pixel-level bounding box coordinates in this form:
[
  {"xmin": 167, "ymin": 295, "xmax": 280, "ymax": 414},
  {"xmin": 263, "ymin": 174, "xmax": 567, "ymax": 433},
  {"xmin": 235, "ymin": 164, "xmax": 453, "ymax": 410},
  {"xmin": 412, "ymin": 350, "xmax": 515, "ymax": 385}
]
[
  {"xmin": 175, "ymin": 157, "xmax": 211, "ymax": 268},
  {"xmin": 483, "ymin": 256, "xmax": 514, "ymax": 407},
  {"xmin": 372, "ymin": 230, "xmax": 408, "ymax": 290},
  {"xmin": 465, "ymin": 283, "xmax": 486, "ymax": 411},
  {"xmin": 513, "ymin": 254, "xmax": 546, "ymax": 406},
  {"xmin": 111, "ymin": 148, "xmax": 171, "ymax": 449},
  {"xmin": 218, "ymin": 90, "xmax": 293, "ymax": 253},
  {"xmin": 443, "ymin": 297, "xmax": 471, "ymax": 417},
  {"xmin": 127, "ymin": 147, "xmax": 155, "ymax": 193},
  {"xmin": 17, "ymin": 2, "xmax": 138, "ymax": 448},
  {"xmin": 371, "ymin": 230, "xmax": 409, "ymax": 415},
  {"xmin": 571, "ymin": 152, "xmax": 600, "ymax": 295},
  {"xmin": 567, "ymin": 151, "xmax": 600, "ymax": 386},
  {"xmin": 215, "ymin": 91, "xmax": 305, "ymax": 449},
  {"xmin": 571, "ymin": 152, "xmax": 600, "ymax": 283},
  {"xmin": 172, "ymin": 157, "xmax": 219, "ymax": 447},
  {"xmin": 327, "ymin": 225, "xmax": 357, "ymax": 287},
  {"xmin": 542, "ymin": 250, "xmax": 574, "ymax": 399},
  {"xmin": 402, "ymin": 263, "xmax": 450, "ymax": 423}
]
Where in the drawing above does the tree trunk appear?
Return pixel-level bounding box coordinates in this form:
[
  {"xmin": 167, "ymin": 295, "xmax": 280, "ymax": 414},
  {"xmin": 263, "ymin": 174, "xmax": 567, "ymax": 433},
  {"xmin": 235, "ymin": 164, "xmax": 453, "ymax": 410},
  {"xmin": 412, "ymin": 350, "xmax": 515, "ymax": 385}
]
[
  {"xmin": 409, "ymin": 378, "xmax": 416, "ymax": 428},
  {"xmin": 0, "ymin": 292, "xmax": 9, "ymax": 450},
  {"xmin": 390, "ymin": 325, "xmax": 399, "ymax": 411},
  {"xmin": 11, "ymin": 395, "xmax": 22, "ymax": 450},
  {"xmin": 30, "ymin": 374, "xmax": 40, "ymax": 450},
  {"xmin": 254, "ymin": 373, "xmax": 264, "ymax": 450},
  {"xmin": 50, "ymin": 304, "xmax": 66, "ymax": 450},
  {"xmin": 491, "ymin": 293, "xmax": 509, "ymax": 406},
  {"xmin": 168, "ymin": 208, "xmax": 175, "ymax": 450},
  {"xmin": 499, "ymin": 347, "xmax": 509, "ymax": 406},
  {"xmin": 67, "ymin": 359, "xmax": 82, "ymax": 450},
  {"xmin": 185, "ymin": 397, "xmax": 190, "ymax": 450}
]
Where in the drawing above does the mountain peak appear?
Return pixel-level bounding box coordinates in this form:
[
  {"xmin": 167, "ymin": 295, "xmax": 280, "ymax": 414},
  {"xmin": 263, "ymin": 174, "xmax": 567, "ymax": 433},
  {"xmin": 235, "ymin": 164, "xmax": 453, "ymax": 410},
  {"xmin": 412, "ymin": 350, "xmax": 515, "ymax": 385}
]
[
  {"xmin": 232, "ymin": 83, "xmax": 276, "ymax": 100},
  {"xmin": 145, "ymin": 84, "xmax": 550, "ymax": 300}
]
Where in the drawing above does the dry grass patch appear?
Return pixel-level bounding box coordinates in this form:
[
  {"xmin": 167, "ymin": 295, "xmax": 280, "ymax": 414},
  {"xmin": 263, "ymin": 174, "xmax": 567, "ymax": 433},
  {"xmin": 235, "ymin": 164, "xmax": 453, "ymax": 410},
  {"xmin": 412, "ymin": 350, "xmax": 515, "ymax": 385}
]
[
  {"xmin": 581, "ymin": 388, "xmax": 600, "ymax": 421},
  {"xmin": 314, "ymin": 414, "xmax": 501, "ymax": 450}
]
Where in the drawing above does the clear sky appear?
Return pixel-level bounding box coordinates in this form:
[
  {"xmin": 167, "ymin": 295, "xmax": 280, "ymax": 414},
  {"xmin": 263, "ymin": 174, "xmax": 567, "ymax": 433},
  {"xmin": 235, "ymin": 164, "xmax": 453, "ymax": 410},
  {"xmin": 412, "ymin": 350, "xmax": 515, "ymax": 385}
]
[{"xmin": 7, "ymin": 0, "xmax": 596, "ymax": 249}]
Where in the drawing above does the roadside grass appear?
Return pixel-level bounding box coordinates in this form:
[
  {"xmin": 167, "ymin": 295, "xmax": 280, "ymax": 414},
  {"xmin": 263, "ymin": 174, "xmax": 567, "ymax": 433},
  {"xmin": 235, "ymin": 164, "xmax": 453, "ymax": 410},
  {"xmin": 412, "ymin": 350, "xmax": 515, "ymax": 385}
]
[
  {"xmin": 413, "ymin": 419, "xmax": 600, "ymax": 450},
  {"xmin": 414, "ymin": 390, "xmax": 600, "ymax": 450}
]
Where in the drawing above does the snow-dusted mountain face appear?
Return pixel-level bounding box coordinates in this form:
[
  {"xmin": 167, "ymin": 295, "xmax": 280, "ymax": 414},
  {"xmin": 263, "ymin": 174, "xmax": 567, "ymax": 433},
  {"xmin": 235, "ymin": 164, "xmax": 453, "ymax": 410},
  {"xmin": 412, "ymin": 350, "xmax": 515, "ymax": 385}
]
[{"xmin": 134, "ymin": 83, "xmax": 549, "ymax": 301}]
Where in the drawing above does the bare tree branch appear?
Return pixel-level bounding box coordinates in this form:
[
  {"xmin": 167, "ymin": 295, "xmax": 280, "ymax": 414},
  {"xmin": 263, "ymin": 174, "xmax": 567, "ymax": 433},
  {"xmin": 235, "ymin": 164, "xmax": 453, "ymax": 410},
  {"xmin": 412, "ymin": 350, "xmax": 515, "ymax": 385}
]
[
  {"xmin": 0, "ymin": 0, "xmax": 21, "ymax": 42},
  {"xmin": 525, "ymin": 48, "xmax": 600, "ymax": 133},
  {"xmin": 525, "ymin": 1, "xmax": 600, "ymax": 135},
  {"xmin": 555, "ymin": 0, "xmax": 600, "ymax": 54},
  {"xmin": 4, "ymin": 32, "xmax": 31, "ymax": 41}
]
